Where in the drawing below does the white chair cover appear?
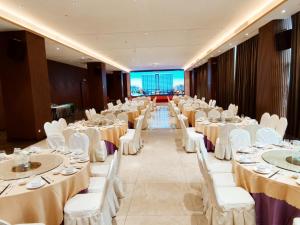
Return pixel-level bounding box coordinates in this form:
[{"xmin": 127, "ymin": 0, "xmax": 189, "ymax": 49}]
[
  {"xmin": 211, "ymin": 100, "xmax": 216, "ymax": 107},
  {"xmin": 221, "ymin": 110, "xmax": 234, "ymax": 119},
  {"xmin": 195, "ymin": 111, "xmax": 207, "ymax": 120},
  {"xmin": 85, "ymin": 110, "xmax": 92, "ymax": 120},
  {"xmin": 243, "ymin": 124, "xmax": 261, "ymax": 145},
  {"xmin": 58, "ymin": 118, "xmax": 67, "ymax": 130},
  {"xmin": 44, "ymin": 122, "xmax": 61, "ymax": 137},
  {"xmin": 47, "ymin": 134, "xmax": 65, "ymax": 150},
  {"xmin": 208, "ymin": 109, "xmax": 221, "ymax": 120},
  {"xmin": 104, "ymin": 113, "xmax": 116, "ymax": 122},
  {"xmin": 293, "ymin": 218, "xmax": 300, "ymax": 225},
  {"xmin": 82, "ymin": 128, "xmax": 107, "ymax": 162},
  {"xmin": 214, "ymin": 124, "xmax": 235, "ymax": 160},
  {"xmin": 229, "ymin": 128, "xmax": 251, "ymax": 159},
  {"xmin": 256, "ymin": 128, "xmax": 282, "ymax": 146},
  {"xmin": 63, "ymin": 128, "xmax": 76, "ymax": 147},
  {"xmin": 117, "ymin": 112, "xmax": 128, "ymax": 123},
  {"xmin": 268, "ymin": 114, "xmax": 280, "ymax": 129},
  {"xmin": 275, "ymin": 117, "xmax": 288, "ymax": 137},
  {"xmin": 107, "ymin": 102, "xmax": 114, "ymax": 110},
  {"xmin": 120, "ymin": 116, "xmax": 143, "ymax": 155},
  {"xmin": 69, "ymin": 132, "xmax": 90, "ymax": 157},
  {"xmin": 260, "ymin": 112, "xmax": 271, "ymax": 127},
  {"xmin": 116, "ymin": 99, "xmax": 122, "ymax": 105}
]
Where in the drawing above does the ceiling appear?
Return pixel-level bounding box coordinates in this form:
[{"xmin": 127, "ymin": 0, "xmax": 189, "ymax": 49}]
[{"xmin": 0, "ymin": 0, "xmax": 299, "ymax": 72}]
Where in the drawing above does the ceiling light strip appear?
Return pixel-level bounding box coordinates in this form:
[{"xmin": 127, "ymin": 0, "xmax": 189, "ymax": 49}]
[
  {"xmin": 0, "ymin": 4, "xmax": 130, "ymax": 72},
  {"xmin": 183, "ymin": 0, "xmax": 287, "ymax": 71}
]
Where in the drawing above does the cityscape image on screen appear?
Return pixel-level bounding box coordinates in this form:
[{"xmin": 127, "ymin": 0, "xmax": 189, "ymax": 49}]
[{"xmin": 130, "ymin": 70, "xmax": 184, "ymax": 97}]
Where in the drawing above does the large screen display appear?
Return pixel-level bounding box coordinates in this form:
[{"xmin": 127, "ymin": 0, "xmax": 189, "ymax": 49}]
[{"xmin": 130, "ymin": 70, "xmax": 184, "ymax": 96}]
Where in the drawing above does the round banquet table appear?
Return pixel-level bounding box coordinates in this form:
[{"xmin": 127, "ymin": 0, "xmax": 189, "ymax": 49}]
[
  {"xmin": 68, "ymin": 121, "xmax": 128, "ymax": 154},
  {"xmin": 195, "ymin": 118, "xmax": 256, "ymax": 152},
  {"xmin": 182, "ymin": 107, "xmax": 223, "ymax": 126},
  {"xmin": 0, "ymin": 152, "xmax": 90, "ymax": 225},
  {"xmin": 234, "ymin": 147, "xmax": 300, "ymax": 225},
  {"xmin": 101, "ymin": 110, "xmax": 139, "ymax": 128}
]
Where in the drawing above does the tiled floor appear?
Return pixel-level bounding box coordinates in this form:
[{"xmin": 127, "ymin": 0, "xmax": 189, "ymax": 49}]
[{"xmin": 115, "ymin": 104, "xmax": 207, "ymax": 225}]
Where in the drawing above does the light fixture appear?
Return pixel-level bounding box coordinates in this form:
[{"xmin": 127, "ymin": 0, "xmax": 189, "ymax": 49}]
[
  {"xmin": 81, "ymin": 56, "xmax": 85, "ymax": 59},
  {"xmin": 144, "ymin": 32, "xmax": 149, "ymax": 36},
  {"xmin": 0, "ymin": 2, "xmax": 131, "ymax": 72},
  {"xmin": 245, "ymin": 33, "xmax": 249, "ymax": 36},
  {"xmin": 56, "ymin": 47, "xmax": 60, "ymax": 50},
  {"xmin": 281, "ymin": 9, "xmax": 286, "ymax": 13},
  {"xmin": 229, "ymin": 43, "xmax": 232, "ymax": 46},
  {"xmin": 183, "ymin": 0, "xmax": 286, "ymax": 70}
]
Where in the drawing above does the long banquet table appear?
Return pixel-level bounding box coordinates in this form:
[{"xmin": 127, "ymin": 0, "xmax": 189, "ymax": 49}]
[
  {"xmin": 0, "ymin": 151, "xmax": 90, "ymax": 225},
  {"xmin": 234, "ymin": 146, "xmax": 300, "ymax": 225}
]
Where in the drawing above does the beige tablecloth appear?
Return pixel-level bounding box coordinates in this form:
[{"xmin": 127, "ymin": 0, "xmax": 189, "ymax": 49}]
[{"xmin": 0, "ymin": 152, "xmax": 90, "ymax": 225}]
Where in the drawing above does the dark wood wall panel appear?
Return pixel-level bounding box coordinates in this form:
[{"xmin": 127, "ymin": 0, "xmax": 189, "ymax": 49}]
[
  {"xmin": 47, "ymin": 60, "xmax": 88, "ymax": 109},
  {"xmin": 0, "ymin": 31, "xmax": 51, "ymax": 140},
  {"xmin": 107, "ymin": 71, "xmax": 125, "ymax": 102},
  {"xmin": 207, "ymin": 58, "xmax": 218, "ymax": 100},
  {"xmin": 196, "ymin": 63, "xmax": 209, "ymax": 99},
  {"xmin": 256, "ymin": 19, "xmax": 292, "ymax": 120},
  {"xmin": 87, "ymin": 62, "xmax": 107, "ymax": 111},
  {"xmin": 0, "ymin": 80, "xmax": 5, "ymax": 130}
]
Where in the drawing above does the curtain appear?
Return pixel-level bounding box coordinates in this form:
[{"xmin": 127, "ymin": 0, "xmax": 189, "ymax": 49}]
[
  {"xmin": 235, "ymin": 35, "xmax": 258, "ymax": 118},
  {"xmin": 217, "ymin": 49, "xmax": 235, "ymax": 109},
  {"xmin": 287, "ymin": 12, "xmax": 300, "ymax": 138},
  {"xmin": 196, "ymin": 63, "xmax": 208, "ymax": 99}
]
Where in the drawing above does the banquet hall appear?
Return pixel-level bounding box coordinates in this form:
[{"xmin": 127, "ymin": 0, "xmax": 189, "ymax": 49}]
[{"xmin": 1, "ymin": 0, "xmax": 300, "ymax": 225}]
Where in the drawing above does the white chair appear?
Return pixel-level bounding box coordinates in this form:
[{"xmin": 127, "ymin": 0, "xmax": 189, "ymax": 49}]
[
  {"xmin": 244, "ymin": 124, "xmax": 261, "ymax": 146},
  {"xmin": 211, "ymin": 100, "xmax": 216, "ymax": 107},
  {"xmin": 47, "ymin": 134, "xmax": 65, "ymax": 150},
  {"xmin": 62, "ymin": 128, "xmax": 76, "ymax": 147},
  {"xmin": 104, "ymin": 113, "xmax": 116, "ymax": 122},
  {"xmin": 44, "ymin": 122, "xmax": 61, "ymax": 137},
  {"xmin": 0, "ymin": 221, "xmax": 45, "ymax": 225},
  {"xmin": 275, "ymin": 117, "xmax": 288, "ymax": 137},
  {"xmin": 208, "ymin": 99, "xmax": 213, "ymax": 107},
  {"xmin": 221, "ymin": 110, "xmax": 234, "ymax": 119},
  {"xmin": 69, "ymin": 132, "xmax": 89, "ymax": 157},
  {"xmin": 107, "ymin": 102, "xmax": 114, "ymax": 110},
  {"xmin": 120, "ymin": 116, "xmax": 143, "ymax": 155},
  {"xmin": 208, "ymin": 109, "xmax": 221, "ymax": 120},
  {"xmin": 201, "ymin": 97, "xmax": 205, "ymax": 101},
  {"xmin": 229, "ymin": 128, "xmax": 251, "ymax": 159},
  {"xmin": 214, "ymin": 124, "xmax": 235, "ymax": 160},
  {"xmin": 192, "ymin": 102, "xmax": 200, "ymax": 108},
  {"xmin": 117, "ymin": 112, "xmax": 128, "ymax": 124},
  {"xmin": 195, "ymin": 111, "xmax": 207, "ymax": 121},
  {"xmin": 194, "ymin": 95, "xmax": 198, "ymax": 100},
  {"xmin": 64, "ymin": 156, "xmax": 117, "ymax": 225},
  {"xmin": 260, "ymin": 112, "xmax": 271, "ymax": 127},
  {"xmin": 83, "ymin": 128, "xmax": 107, "ymax": 162},
  {"xmin": 197, "ymin": 139, "xmax": 255, "ymax": 225},
  {"xmin": 256, "ymin": 128, "xmax": 282, "ymax": 146},
  {"xmin": 268, "ymin": 114, "xmax": 280, "ymax": 129},
  {"xmin": 58, "ymin": 118, "xmax": 67, "ymax": 130},
  {"xmin": 116, "ymin": 99, "xmax": 122, "ymax": 105},
  {"xmin": 85, "ymin": 109, "xmax": 92, "ymax": 120},
  {"xmin": 293, "ymin": 218, "xmax": 300, "ymax": 225},
  {"xmin": 179, "ymin": 117, "xmax": 203, "ymax": 153}
]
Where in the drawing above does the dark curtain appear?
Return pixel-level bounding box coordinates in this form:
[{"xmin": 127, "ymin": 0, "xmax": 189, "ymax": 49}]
[
  {"xmin": 235, "ymin": 35, "xmax": 258, "ymax": 118},
  {"xmin": 196, "ymin": 63, "xmax": 208, "ymax": 99},
  {"xmin": 217, "ymin": 49, "xmax": 235, "ymax": 109},
  {"xmin": 287, "ymin": 12, "xmax": 300, "ymax": 139}
]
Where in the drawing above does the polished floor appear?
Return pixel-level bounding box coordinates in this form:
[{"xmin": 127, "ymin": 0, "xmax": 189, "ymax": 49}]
[{"xmin": 115, "ymin": 104, "xmax": 207, "ymax": 225}]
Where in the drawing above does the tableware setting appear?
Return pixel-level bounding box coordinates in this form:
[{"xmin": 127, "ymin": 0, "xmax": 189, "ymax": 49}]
[
  {"xmin": 253, "ymin": 163, "xmax": 273, "ymax": 174},
  {"xmin": 26, "ymin": 177, "xmax": 46, "ymax": 190},
  {"xmin": 60, "ymin": 166, "xmax": 78, "ymax": 176}
]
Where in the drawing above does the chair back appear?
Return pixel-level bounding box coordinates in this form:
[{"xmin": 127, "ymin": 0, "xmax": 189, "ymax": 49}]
[
  {"xmin": 195, "ymin": 111, "xmax": 207, "ymax": 120},
  {"xmin": 58, "ymin": 118, "xmax": 67, "ymax": 130},
  {"xmin": 260, "ymin": 112, "xmax": 271, "ymax": 127},
  {"xmin": 104, "ymin": 113, "xmax": 116, "ymax": 122},
  {"xmin": 208, "ymin": 109, "xmax": 221, "ymax": 120},
  {"xmin": 44, "ymin": 122, "xmax": 61, "ymax": 137},
  {"xmin": 268, "ymin": 114, "xmax": 280, "ymax": 129},
  {"xmin": 107, "ymin": 102, "xmax": 114, "ymax": 110},
  {"xmin": 211, "ymin": 100, "xmax": 216, "ymax": 107},
  {"xmin": 243, "ymin": 124, "xmax": 261, "ymax": 145},
  {"xmin": 221, "ymin": 110, "xmax": 234, "ymax": 119},
  {"xmin": 69, "ymin": 132, "xmax": 90, "ymax": 156},
  {"xmin": 256, "ymin": 127, "xmax": 282, "ymax": 146},
  {"xmin": 85, "ymin": 110, "xmax": 92, "ymax": 120},
  {"xmin": 275, "ymin": 117, "xmax": 288, "ymax": 137},
  {"xmin": 47, "ymin": 134, "xmax": 65, "ymax": 149},
  {"xmin": 63, "ymin": 128, "xmax": 76, "ymax": 146},
  {"xmin": 117, "ymin": 112, "xmax": 128, "ymax": 123},
  {"xmin": 229, "ymin": 128, "xmax": 251, "ymax": 158},
  {"xmin": 116, "ymin": 99, "xmax": 122, "ymax": 105}
]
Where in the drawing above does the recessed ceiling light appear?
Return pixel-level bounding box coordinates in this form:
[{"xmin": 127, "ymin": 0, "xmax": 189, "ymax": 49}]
[
  {"xmin": 245, "ymin": 33, "xmax": 249, "ymax": 36},
  {"xmin": 56, "ymin": 47, "xmax": 60, "ymax": 50},
  {"xmin": 81, "ymin": 56, "xmax": 85, "ymax": 59},
  {"xmin": 218, "ymin": 50, "xmax": 221, "ymax": 53},
  {"xmin": 229, "ymin": 43, "xmax": 232, "ymax": 46},
  {"xmin": 144, "ymin": 32, "xmax": 149, "ymax": 36},
  {"xmin": 281, "ymin": 9, "xmax": 286, "ymax": 14}
]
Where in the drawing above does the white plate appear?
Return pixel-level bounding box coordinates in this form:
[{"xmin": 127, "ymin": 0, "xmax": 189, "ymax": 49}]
[
  {"xmin": 253, "ymin": 168, "xmax": 272, "ymax": 174},
  {"xmin": 26, "ymin": 179, "xmax": 46, "ymax": 189},
  {"xmin": 77, "ymin": 158, "xmax": 89, "ymax": 163},
  {"xmin": 60, "ymin": 168, "xmax": 78, "ymax": 176},
  {"xmin": 237, "ymin": 147, "xmax": 253, "ymax": 154}
]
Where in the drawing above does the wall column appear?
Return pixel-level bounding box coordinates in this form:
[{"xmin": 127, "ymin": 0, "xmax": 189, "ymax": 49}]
[
  {"xmin": 107, "ymin": 71, "xmax": 125, "ymax": 102},
  {"xmin": 0, "ymin": 31, "xmax": 52, "ymax": 140},
  {"xmin": 87, "ymin": 62, "xmax": 107, "ymax": 111}
]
